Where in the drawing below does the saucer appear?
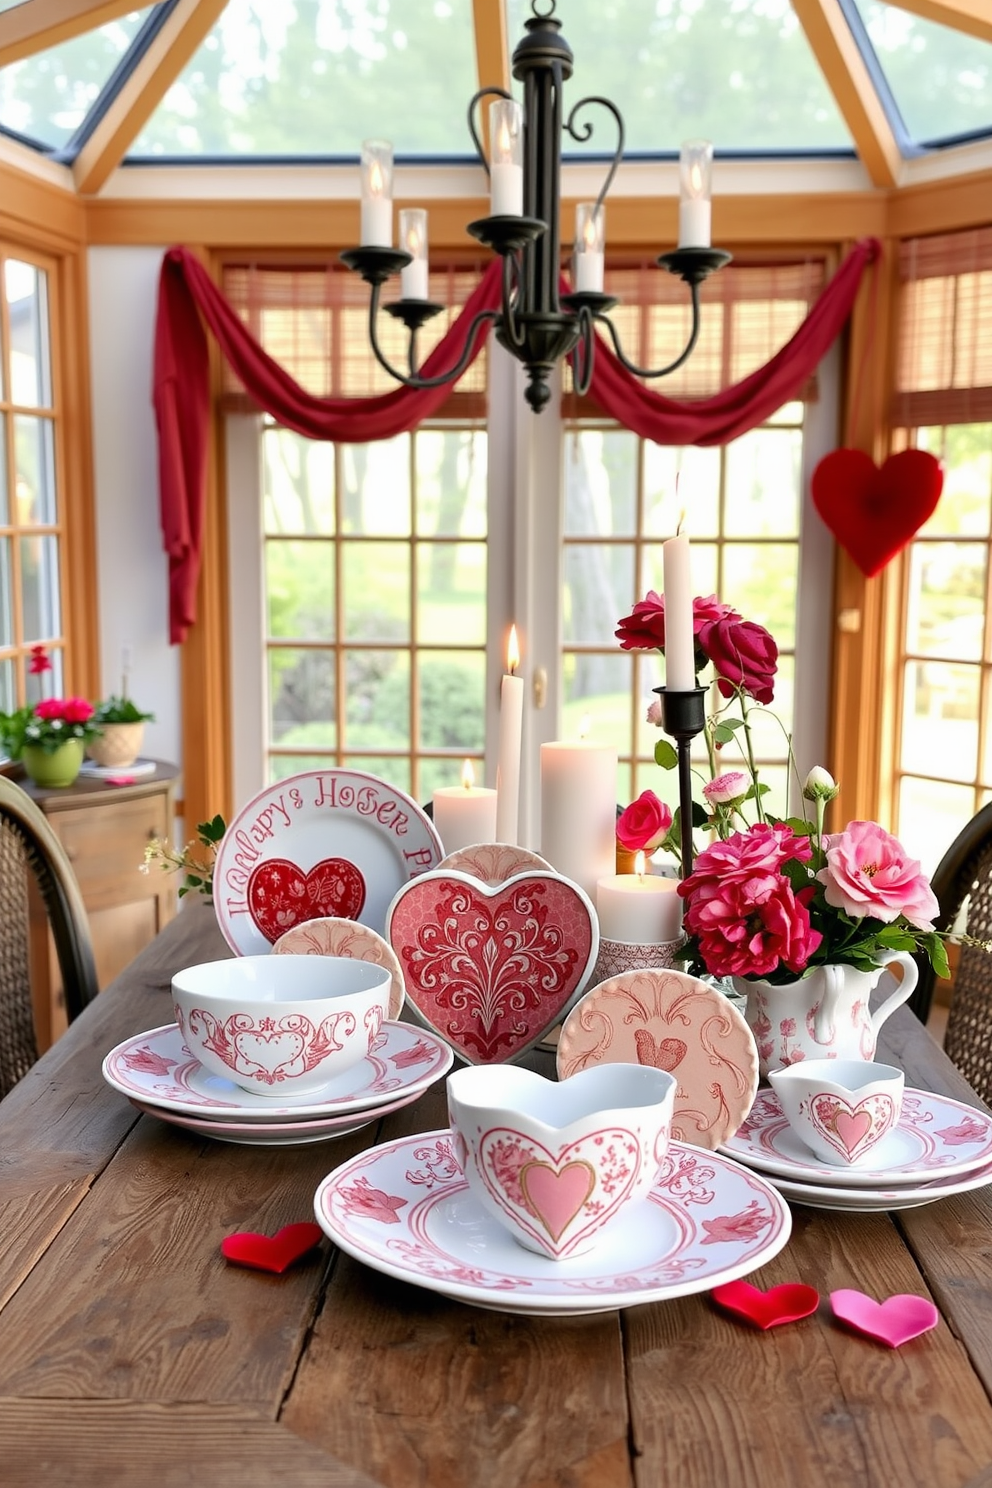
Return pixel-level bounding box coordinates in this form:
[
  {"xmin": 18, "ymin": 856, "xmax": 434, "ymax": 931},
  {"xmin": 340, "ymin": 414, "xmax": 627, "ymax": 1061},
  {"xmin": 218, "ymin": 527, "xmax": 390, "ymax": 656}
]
[
  {"xmin": 103, "ymin": 1021, "xmax": 453, "ymax": 1120},
  {"xmin": 721, "ymin": 1087, "xmax": 992, "ymax": 1188},
  {"xmin": 129, "ymin": 1080, "xmax": 433, "ymax": 1145},
  {"xmin": 767, "ymin": 1157, "xmax": 992, "ymax": 1212},
  {"xmin": 313, "ymin": 1131, "xmax": 791, "ymax": 1317},
  {"xmin": 557, "ymin": 968, "xmax": 758, "ymax": 1150}
]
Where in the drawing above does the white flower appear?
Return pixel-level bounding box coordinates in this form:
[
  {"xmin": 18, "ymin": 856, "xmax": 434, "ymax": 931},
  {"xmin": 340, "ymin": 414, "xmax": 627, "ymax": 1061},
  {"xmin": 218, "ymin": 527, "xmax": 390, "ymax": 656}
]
[{"xmin": 803, "ymin": 765, "xmax": 838, "ymax": 802}]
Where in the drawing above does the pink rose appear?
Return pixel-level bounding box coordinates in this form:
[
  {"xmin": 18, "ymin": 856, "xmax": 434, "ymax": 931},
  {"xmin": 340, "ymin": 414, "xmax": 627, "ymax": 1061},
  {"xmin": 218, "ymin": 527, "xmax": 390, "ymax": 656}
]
[
  {"xmin": 617, "ymin": 790, "xmax": 673, "ymax": 853},
  {"xmin": 616, "ymin": 592, "xmax": 741, "ymax": 654},
  {"xmin": 682, "ymin": 873, "xmax": 822, "ymax": 978},
  {"xmin": 697, "ymin": 616, "xmax": 778, "ymax": 705},
  {"xmin": 645, "ymin": 698, "xmax": 663, "ymax": 728},
  {"xmin": 61, "ymin": 697, "xmax": 95, "ymax": 724},
  {"xmin": 703, "ymin": 770, "xmax": 750, "ymax": 806},
  {"xmin": 817, "ymin": 820, "xmax": 939, "ymax": 929},
  {"xmin": 678, "ymin": 823, "xmax": 812, "ymax": 892}
]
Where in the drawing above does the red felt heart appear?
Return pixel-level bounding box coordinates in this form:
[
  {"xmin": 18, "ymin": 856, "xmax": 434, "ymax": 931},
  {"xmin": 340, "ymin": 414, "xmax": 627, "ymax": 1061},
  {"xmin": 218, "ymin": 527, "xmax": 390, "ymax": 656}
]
[
  {"xmin": 221, "ymin": 1221, "xmax": 323, "ymax": 1274},
  {"xmin": 811, "ymin": 448, "xmax": 943, "ymax": 577},
  {"xmin": 248, "ymin": 857, "xmax": 366, "ymax": 944},
  {"xmin": 386, "ymin": 870, "xmax": 597, "ymax": 1063},
  {"xmin": 712, "ymin": 1279, "xmax": 821, "ymax": 1330}
]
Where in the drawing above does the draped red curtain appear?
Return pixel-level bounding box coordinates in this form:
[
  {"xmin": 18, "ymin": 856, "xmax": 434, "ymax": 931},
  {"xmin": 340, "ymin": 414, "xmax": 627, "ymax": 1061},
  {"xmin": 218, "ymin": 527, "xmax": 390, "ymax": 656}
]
[{"xmin": 154, "ymin": 237, "xmax": 880, "ymax": 642}]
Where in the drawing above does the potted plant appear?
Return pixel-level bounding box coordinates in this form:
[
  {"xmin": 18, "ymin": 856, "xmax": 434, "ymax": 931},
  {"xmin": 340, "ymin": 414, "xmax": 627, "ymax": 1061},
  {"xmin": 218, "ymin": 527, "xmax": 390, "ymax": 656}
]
[
  {"xmin": 0, "ymin": 698, "xmax": 103, "ymax": 787},
  {"xmin": 88, "ymin": 694, "xmax": 155, "ymax": 769}
]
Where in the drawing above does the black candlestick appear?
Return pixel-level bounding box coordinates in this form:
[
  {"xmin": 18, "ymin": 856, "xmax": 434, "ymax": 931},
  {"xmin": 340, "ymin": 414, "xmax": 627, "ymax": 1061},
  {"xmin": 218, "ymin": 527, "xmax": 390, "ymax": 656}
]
[{"xmin": 656, "ymin": 686, "xmax": 707, "ymax": 880}]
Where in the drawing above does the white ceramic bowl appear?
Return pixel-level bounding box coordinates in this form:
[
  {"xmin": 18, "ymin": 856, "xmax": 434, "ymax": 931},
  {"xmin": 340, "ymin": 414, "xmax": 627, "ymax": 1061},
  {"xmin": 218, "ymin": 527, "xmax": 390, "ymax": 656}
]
[
  {"xmin": 172, "ymin": 954, "xmax": 391, "ymax": 1096},
  {"xmin": 768, "ymin": 1057, "xmax": 905, "ymax": 1167},
  {"xmin": 446, "ymin": 1062, "xmax": 676, "ymax": 1260}
]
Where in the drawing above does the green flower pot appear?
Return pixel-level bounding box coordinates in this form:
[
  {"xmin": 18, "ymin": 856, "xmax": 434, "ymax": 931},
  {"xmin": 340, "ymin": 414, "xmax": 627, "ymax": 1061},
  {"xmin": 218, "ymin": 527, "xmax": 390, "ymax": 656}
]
[{"xmin": 22, "ymin": 738, "xmax": 85, "ymax": 788}]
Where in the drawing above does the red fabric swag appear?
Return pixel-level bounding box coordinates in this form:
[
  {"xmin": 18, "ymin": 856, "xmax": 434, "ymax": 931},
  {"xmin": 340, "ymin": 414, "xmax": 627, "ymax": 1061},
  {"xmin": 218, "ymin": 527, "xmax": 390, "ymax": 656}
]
[{"xmin": 153, "ymin": 238, "xmax": 880, "ymax": 642}]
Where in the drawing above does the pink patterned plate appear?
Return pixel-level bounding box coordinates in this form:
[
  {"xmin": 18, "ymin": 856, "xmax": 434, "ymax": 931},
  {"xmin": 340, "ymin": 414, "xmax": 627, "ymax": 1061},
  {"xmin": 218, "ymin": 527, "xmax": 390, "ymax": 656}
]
[
  {"xmin": 273, "ymin": 916, "xmax": 405, "ymax": 1019},
  {"xmin": 763, "ymin": 1157, "xmax": 992, "ymax": 1212},
  {"xmin": 438, "ymin": 844, "xmax": 553, "ymax": 885},
  {"xmin": 213, "ymin": 769, "xmax": 443, "ymax": 954},
  {"xmin": 129, "ymin": 1079, "xmax": 430, "ymax": 1145},
  {"xmin": 720, "ymin": 1087, "xmax": 992, "ymax": 1188},
  {"xmin": 556, "ymin": 968, "xmax": 759, "ymax": 1150},
  {"xmin": 102, "ymin": 1021, "xmax": 453, "ymax": 1120},
  {"xmin": 313, "ymin": 1130, "xmax": 791, "ymax": 1316},
  {"xmin": 386, "ymin": 870, "xmax": 599, "ymax": 1064}
]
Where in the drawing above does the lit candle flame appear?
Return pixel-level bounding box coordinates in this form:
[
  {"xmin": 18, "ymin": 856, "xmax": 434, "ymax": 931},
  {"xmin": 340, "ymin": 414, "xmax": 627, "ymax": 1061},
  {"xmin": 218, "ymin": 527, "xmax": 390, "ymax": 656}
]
[
  {"xmin": 507, "ymin": 624, "xmax": 520, "ymax": 674},
  {"xmin": 676, "ymin": 508, "xmax": 687, "ymax": 537},
  {"xmin": 369, "ymin": 158, "xmax": 384, "ymax": 196},
  {"xmin": 405, "ymin": 222, "xmax": 422, "ymax": 255},
  {"xmin": 461, "ymin": 759, "xmax": 475, "ymax": 790},
  {"xmin": 689, "ymin": 161, "xmax": 703, "ymax": 196},
  {"xmin": 497, "ymin": 118, "xmax": 511, "ymax": 157},
  {"xmin": 582, "ymin": 214, "xmax": 598, "ymax": 250},
  {"xmin": 635, "ymin": 851, "xmax": 646, "ymax": 879}
]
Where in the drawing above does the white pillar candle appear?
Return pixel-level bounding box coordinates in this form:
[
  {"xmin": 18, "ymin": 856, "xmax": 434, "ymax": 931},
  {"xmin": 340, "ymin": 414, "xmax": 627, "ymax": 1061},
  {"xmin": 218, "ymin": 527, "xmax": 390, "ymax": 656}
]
[
  {"xmin": 433, "ymin": 761, "xmax": 497, "ymax": 854},
  {"xmin": 678, "ymin": 139, "xmax": 713, "ymax": 248},
  {"xmin": 540, "ymin": 741, "xmax": 618, "ymax": 903},
  {"xmin": 596, "ymin": 872, "xmax": 683, "ymax": 944},
  {"xmin": 490, "ymin": 98, "xmax": 523, "ymax": 216},
  {"xmin": 574, "ymin": 201, "xmax": 605, "ymax": 292},
  {"xmin": 495, "ymin": 624, "xmax": 524, "ymax": 846},
  {"xmin": 662, "ymin": 529, "xmax": 696, "ymax": 690},
  {"xmin": 491, "ymin": 164, "xmax": 523, "ymax": 216},
  {"xmin": 360, "ymin": 138, "xmax": 393, "ymax": 247}
]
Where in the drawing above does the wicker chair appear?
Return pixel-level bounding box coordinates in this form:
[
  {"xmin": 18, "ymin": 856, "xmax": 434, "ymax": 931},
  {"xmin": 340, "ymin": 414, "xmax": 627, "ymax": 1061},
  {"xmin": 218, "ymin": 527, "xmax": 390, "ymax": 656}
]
[
  {"xmin": 0, "ymin": 775, "xmax": 98, "ymax": 1098},
  {"xmin": 910, "ymin": 800, "xmax": 992, "ymax": 1105}
]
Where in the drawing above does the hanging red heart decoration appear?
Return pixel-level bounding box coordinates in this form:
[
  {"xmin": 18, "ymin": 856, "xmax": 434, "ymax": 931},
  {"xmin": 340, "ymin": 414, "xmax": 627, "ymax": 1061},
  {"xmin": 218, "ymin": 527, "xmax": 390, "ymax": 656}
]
[{"xmin": 810, "ymin": 448, "xmax": 944, "ymax": 577}]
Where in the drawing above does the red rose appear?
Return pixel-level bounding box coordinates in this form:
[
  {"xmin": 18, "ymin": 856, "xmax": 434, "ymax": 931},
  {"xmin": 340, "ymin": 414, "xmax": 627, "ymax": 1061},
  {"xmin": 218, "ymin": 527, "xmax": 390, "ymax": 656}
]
[
  {"xmin": 616, "ymin": 591, "xmax": 666, "ymax": 651},
  {"xmin": 617, "ymin": 790, "xmax": 673, "ymax": 853},
  {"xmin": 35, "ymin": 697, "xmax": 66, "ymax": 721},
  {"xmin": 698, "ymin": 616, "xmax": 778, "ymax": 705},
  {"xmin": 61, "ymin": 697, "xmax": 94, "ymax": 724}
]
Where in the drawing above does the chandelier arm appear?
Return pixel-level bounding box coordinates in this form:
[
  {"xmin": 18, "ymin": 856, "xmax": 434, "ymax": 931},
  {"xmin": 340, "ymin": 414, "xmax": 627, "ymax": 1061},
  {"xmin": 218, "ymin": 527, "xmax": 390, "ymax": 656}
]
[
  {"xmin": 564, "ymin": 96, "xmax": 625, "ymax": 218},
  {"xmin": 571, "ymin": 305, "xmax": 595, "ymax": 397},
  {"xmin": 593, "ymin": 280, "xmax": 704, "ymax": 380},
  {"xmin": 467, "ymin": 85, "xmax": 513, "ymax": 176},
  {"xmin": 367, "ymin": 280, "xmax": 500, "ymax": 389}
]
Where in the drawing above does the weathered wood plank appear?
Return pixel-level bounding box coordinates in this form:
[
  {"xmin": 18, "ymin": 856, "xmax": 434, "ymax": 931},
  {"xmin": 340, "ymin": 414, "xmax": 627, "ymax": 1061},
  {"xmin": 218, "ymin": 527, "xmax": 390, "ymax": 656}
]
[
  {"xmin": 0, "ymin": 1177, "xmax": 91, "ymax": 1312},
  {"xmin": 0, "ymin": 1400, "xmax": 384, "ymax": 1488}
]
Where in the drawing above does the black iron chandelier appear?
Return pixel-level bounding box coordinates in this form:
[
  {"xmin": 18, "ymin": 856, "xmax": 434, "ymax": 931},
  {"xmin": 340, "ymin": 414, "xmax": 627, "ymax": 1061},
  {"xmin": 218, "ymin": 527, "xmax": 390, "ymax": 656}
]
[{"xmin": 340, "ymin": 0, "xmax": 732, "ymax": 414}]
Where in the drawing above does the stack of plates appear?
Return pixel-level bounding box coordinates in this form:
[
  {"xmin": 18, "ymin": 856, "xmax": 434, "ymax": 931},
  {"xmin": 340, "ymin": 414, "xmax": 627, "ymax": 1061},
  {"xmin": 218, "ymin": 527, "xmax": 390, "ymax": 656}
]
[
  {"xmin": 102, "ymin": 1021, "xmax": 453, "ymax": 1146},
  {"xmin": 720, "ymin": 1086, "xmax": 992, "ymax": 1212}
]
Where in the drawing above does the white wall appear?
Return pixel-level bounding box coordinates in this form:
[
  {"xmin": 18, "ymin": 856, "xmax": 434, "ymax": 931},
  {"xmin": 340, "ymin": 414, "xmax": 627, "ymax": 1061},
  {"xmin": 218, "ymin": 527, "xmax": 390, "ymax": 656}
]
[{"xmin": 87, "ymin": 246, "xmax": 182, "ymax": 779}]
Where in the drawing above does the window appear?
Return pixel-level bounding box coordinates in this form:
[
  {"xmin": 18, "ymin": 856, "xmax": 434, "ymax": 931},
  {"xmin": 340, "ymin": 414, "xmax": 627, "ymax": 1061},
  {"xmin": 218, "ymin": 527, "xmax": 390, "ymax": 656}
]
[{"xmin": 0, "ymin": 251, "xmax": 65, "ymax": 711}]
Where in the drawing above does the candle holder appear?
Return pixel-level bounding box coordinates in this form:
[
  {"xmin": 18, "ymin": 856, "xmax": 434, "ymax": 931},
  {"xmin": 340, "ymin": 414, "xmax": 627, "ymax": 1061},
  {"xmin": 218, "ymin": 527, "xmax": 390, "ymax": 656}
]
[{"xmin": 656, "ymin": 685, "xmax": 707, "ymax": 880}]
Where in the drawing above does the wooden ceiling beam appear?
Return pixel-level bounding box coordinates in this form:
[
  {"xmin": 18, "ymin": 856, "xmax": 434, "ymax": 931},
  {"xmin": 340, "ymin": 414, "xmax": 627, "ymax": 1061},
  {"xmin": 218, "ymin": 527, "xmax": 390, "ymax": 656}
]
[
  {"xmin": 0, "ymin": 0, "xmax": 143, "ymax": 68},
  {"xmin": 892, "ymin": 0, "xmax": 992, "ymax": 46},
  {"xmin": 471, "ymin": 0, "xmax": 510, "ymax": 158},
  {"xmin": 72, "ymin": 0, "xmax": 228, "ymax": 197},
  {"xmin": 792, "ymin": 0, "xmax": 903, "ymax": 189}
]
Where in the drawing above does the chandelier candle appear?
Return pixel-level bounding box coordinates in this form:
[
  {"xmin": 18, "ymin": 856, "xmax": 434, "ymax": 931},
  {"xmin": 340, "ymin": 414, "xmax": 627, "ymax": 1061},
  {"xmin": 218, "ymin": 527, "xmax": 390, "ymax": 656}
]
[
  {"xmin": 540, "ymin": 739, "xmax": 618, "ymax": 902},
  {"xmin": 360, "ymin": 139, "xmax": 393, "ymax": 247},
  {"xmin": 574, "ymin": 203, "xmax": 605, "ymax": 293},
  {"xmin": 678, "ymin": 140, "xmax": 713, "ymax": 249},
  {"xmin": 596, "ymin": 855, "xmax": 683, "ymax": 944},
  {"xmin": 433, "ymin": 760, "xmax": 498, "ymax": 854},
  {"xmin": 495, "ymin": 625, "xmax": 524, "ymax": 845},
  {"xmin": 399, "ymin": 209, "xmax": 429, "ymax": 301},
  {"xmin": 490, "ymin": 99, "xmax": 524, "ymax": 216}
]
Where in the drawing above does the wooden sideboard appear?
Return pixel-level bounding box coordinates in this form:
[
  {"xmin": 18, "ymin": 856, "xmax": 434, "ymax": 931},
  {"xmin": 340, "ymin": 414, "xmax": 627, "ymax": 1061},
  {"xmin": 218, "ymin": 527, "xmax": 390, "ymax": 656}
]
[{"xmin": 19, "ymin": 761, "xmax": 179, "ymax": 1051}]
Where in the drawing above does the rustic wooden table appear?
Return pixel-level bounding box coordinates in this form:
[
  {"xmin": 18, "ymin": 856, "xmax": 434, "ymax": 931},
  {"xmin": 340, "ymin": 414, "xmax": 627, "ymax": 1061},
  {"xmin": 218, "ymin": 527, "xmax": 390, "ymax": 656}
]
[{"xmin": 2, "ymin": 897, "xmax": 992, "ymax": 1488}]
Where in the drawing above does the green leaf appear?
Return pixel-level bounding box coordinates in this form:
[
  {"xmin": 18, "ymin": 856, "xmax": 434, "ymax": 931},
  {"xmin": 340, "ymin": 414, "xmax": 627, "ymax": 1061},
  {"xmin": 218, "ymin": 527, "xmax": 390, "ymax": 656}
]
[
  {"xmin": 691, "ymin": 799, "xmax": 710, "ymax": 827},
  {"xmin": 197, "ymin": 814, "xmax": 227, "ymax": 843},
  {"xmin": 653, "ymin": 739, "xmax": 678, "ymax": 770},
  {"xmin": 924, "ymin": 933, "xmax": 951, "ymax": 979},
  {"xmin": 744, "ymin": 782, "xmax": 770, "ymax": 801}
]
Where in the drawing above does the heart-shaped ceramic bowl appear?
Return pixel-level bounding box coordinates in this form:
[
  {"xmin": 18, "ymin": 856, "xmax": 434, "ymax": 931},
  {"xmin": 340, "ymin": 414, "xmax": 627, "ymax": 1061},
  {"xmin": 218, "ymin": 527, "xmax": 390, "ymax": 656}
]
[
  {"xmin": 768, "ymin": 1058, "xmax": 905, "ymax": 1167},
  {"xmin": 446, "ymin": 1062, "xmax": 676, "ymax": 1260},
  {"xmin": 172, "ymin": 954, "xmax": 391, "ymax": 1097}
]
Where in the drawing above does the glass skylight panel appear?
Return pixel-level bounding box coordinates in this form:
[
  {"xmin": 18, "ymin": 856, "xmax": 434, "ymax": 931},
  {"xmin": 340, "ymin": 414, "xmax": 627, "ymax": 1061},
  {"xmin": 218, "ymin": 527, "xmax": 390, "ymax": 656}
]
[
  {"xmin": 131, "ymin": 0, "xmax": 478, "ymax": 158},
  {"xmin": 0, "ymin": 9, "xmax": 152, "ymax": 151},
  {"xmin": 506, "ymin": 0, "xmax": 854, "ymax": 153},
  {"xmin": 850, "ymin": 1, "xmax": 992, "ymax": 146}
]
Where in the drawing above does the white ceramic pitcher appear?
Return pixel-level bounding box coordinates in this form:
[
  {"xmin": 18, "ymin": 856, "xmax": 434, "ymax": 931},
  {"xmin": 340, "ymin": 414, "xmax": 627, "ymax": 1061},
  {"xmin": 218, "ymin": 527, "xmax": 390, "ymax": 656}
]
[{"xmin": 735, "ymin": 951, "xmax": 919, "ymax": 1078}]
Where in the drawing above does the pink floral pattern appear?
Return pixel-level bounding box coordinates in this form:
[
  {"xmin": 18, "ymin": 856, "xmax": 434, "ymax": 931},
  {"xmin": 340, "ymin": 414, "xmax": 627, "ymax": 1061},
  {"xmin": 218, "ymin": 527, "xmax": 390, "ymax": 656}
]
[{"xmin": 337, "ymin": 1176, "xmax": 408, "ymax": 1225}]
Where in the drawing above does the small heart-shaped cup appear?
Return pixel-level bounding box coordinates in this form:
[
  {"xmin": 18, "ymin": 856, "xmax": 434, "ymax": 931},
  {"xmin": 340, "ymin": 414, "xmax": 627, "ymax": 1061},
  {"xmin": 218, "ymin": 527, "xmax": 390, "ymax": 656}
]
[
  {"xmin": 446, "ymin": 1062, "xmax": 676, "ymax": 1260},
  {"xmin": 768, "ymin": 1058, "xmax": 904, "ymax": 1167},
  {"xmin": 172, "ymin": 954, "xmax": 391, "ymax": 1097}
]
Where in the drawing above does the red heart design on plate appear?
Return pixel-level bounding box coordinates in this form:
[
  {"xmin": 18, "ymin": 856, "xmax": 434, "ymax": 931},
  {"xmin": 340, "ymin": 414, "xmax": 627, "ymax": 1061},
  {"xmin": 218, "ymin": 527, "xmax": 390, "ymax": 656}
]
[
  {"xmin": 248, "ymin": 858, "xmax": 366, "ymax": 944},
  {"xmin": 221, "ymin": 1222, "xmax": 323, "ymax": 1274},
  {"xmin": 830, "ymin": 1289, "xmax": 939, "ymax": 1348},
  {"xmin": 811, "ymin": 448, "xmax": 943, "ymax": 577},
  {"xmin": 386, "ymin": 870, "xmax": 597, "ymax": 1063},
  {"xmin": 633, "ymin": 1029, "xmax": 688, "ymax": 1071},
  {"xmin": 712, "ymin": 1280, "xmax": 820, "ymax": 1330}
]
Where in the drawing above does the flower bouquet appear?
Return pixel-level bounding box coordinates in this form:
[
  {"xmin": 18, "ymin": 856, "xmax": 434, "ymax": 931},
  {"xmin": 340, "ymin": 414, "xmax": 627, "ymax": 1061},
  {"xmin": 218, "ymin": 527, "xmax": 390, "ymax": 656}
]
[{"xmin": 0, "ymin": 697, "xmax": 103, "ymax": 787}]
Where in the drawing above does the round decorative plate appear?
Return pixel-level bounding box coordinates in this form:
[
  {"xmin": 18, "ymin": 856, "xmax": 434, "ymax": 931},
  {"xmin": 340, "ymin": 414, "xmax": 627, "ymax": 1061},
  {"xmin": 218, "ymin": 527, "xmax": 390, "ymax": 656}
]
[
  {"xmin": 273, "ymin": 916, "xmax": 405, "ymax": 1019},
  {"xmin": 129, "ymin": 1079, "xmax": 431, "ymax": 1145},
  {"xmin": 103, "ymin": 1021, "xmax": 452, "ymax": 1120},
  {"xmin": 313, "ymin": 1130, "xmax": 791, "ymax": 1316},
  {"xmin": 556, "ymin": 968, "xmax": 758, "ymax": 1150},
  {"xmin": 213, "ymin": 769, "xmax": 443, "ymax": 954},
  {"xmin": 438, "ymin": 843, "xmax": 553, "ymax": 885},
  {"xmin": 720, "ymin": 1087, "xmax": 992, "ymax": 1188},
  {"xmin": 766, "ymin": 1157, "xmax": 992, "ymax": 1212}
]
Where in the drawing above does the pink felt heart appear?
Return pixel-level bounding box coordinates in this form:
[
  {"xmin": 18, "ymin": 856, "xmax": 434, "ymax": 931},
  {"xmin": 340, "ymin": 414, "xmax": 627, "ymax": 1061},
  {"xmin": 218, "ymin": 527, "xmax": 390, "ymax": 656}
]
[
  {"xmin": 811, "ymin": 448, "xmax": 943, "ymax": 577},
  {"xmin": 712, "ymin": 1279, "xmax": 821, "ymax": 1330},
  {"xmin": 386, "ymin": 870, "xmax": 597, "ymax": 1063},
  {"xmin": 221, "ymin": 1222, "xmax": 323, "ymax": 1274},
  {"xmin": 830, "ymin": 1289, "xmax": 939, "ymax": 1348},
  {"xmin": 248, "ymin": 857, "xmax": 366, "ymax": 943}
]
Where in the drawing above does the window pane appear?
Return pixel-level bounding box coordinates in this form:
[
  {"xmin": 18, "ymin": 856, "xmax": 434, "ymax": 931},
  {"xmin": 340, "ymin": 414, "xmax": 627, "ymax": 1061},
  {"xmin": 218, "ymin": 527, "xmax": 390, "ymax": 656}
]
[
  {"xmin": 564, "ymin": 542, "xmax": 635, "ymax": 646},
  {"xmin": 6, "ymin": 261, "xmax": 50, "ymax": 408},
  {"xmin": 416, "ymin": 542, "xmax": 486, "ymax": 646},
  {"xmin": 268, "ymin": 647, "xmax": 336, "ymax": 748},
  {"xmin": 263, "ymin": 430, "xmax": 334, "ymax": 535},
  {"xmin": 19, "ymin": 534, "xmax": 60, "ymax": 638},
  {"xmin": 564, "ymin": 429, "xmax": 638, "ymax": 537},
  {"xmin": 346, "ymin": 649, "xmax": 409, "ymax": 751},
  {"xmin": 643, "ymin": 445, "xmax": 720, "ymax": 538},
  {"xmin": 0, "ymin": 417, "xmax": 6, "ymax": 520},
  {"xmin": 15, "ymin": 415, "xmax": 56, "ymax": 524},
  {"xmin": 418, "ymin": 652, "xmax": 485, "ymax": 753},
  {"xmin": 0, "ymin": 538, "xmax": 9, "ymax": 647},
  {"xmin": 899, "ymin": 776, "xmax": 977, "ymax": 878},
  {"xmin": 722, "ymin": 543, "xmax": 798, "ymax": 649},
  {"xmin": 415, "ymin": 430, "xmax": 486, "ymax": 538},
  {"xmin": 344, "ymin": 755, "xmax": 412, "ymax": 796},
  {"xmin": 724, "ymin": 427, "xmax": 801, "ymax": 536},
  {"xmin": 266, "ymin": 540, "xmax": 334, "ymax": 639},
  {"xmin": 345, "ymin": 438, "xmax": 411, "ymax": 537},
  {"xmin": 905, "ymin": 542, "xmax": 986, "ymax": 660},
  {"xmin": 900, "ymin": 659, "xmax": 979, "ymax": 781},
  {"xmin": 562, "ymin": 650, "xmax": 630, "ymax": 757},
  {"xmin": 342, "ymin": 542, "xmax": 409, "ymax": 642},
  {"xmin": 0, "ymin": 657, "xmax": 12, "ymax": 712},
  {"xmin": 25, "ymin": 646, "xmax": 62, "ymax": 705},
  {"xmin": 917, "ymin": 425, "xmax": 992, "ymax": 538}
]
